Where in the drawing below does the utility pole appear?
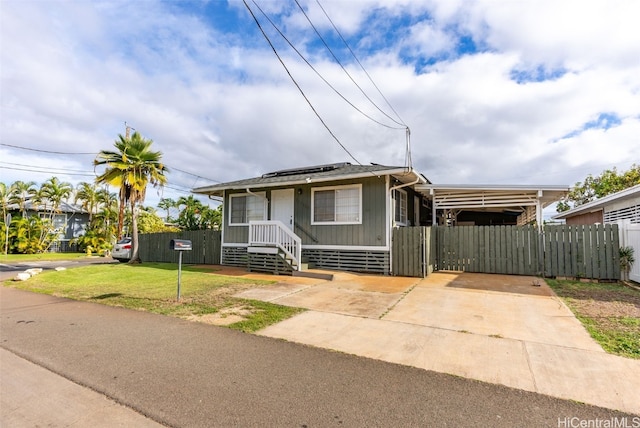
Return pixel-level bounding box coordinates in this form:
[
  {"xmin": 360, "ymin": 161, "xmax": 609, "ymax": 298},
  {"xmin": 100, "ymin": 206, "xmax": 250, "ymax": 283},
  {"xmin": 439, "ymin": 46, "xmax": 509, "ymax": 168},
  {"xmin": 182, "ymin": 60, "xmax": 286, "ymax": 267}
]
[{"xmin": 125, "ymin": 121, "xmax": 131, "ymax": 139}]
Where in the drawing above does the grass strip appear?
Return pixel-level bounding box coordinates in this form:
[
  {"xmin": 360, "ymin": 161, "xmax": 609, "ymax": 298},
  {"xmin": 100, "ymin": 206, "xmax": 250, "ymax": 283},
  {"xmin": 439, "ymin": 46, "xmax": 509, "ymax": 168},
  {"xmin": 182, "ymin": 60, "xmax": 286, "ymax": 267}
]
[
  {"xmin": 546, "ymin": 279, "xmax": 640, "ymax": 359},
  {"xmin": 4, "ymin": 263, "xmax": 304, "ymax": 332}
]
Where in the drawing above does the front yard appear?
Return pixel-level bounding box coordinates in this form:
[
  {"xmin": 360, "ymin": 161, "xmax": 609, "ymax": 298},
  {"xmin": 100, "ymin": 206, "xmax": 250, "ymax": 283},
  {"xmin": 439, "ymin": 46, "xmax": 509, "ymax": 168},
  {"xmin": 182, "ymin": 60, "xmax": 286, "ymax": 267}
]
[
  {"xmin": 546, "ymin": 279, "xmax": 640, "ymax": 359},
  {"xmin": 3, "ymin": 263, "xmax": 304, "ymax": 332}
]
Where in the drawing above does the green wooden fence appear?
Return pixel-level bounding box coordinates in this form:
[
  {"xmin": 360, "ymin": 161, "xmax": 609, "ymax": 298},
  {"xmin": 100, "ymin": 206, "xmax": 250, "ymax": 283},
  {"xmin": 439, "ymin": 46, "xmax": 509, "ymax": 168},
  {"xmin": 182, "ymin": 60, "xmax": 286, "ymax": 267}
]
[
  {"xmin": 435, "ymin": 225, "xmax": 540, "ymax": 276},
  {"xmin": 138, "ymin": 230, "xmax": 221, "ymax": 264},
  {"xmin": 392, "ymin": 226, "xmax": 433, "ymax": 277},
  {"xmin": 394, "ymin": 224, "xmax": 620, "ymax": 280},
  {"xmin": 543, "ymin": 224, "xmax": 619, "ymax": 280}
]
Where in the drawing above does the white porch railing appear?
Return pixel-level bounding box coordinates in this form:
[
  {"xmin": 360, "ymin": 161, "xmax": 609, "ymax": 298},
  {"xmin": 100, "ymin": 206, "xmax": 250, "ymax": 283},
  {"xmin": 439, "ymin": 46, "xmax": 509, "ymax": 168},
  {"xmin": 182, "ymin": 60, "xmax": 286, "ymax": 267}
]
[{"xmin": 249, "ymin": 221, "xmax": 302, "ymax": 271}]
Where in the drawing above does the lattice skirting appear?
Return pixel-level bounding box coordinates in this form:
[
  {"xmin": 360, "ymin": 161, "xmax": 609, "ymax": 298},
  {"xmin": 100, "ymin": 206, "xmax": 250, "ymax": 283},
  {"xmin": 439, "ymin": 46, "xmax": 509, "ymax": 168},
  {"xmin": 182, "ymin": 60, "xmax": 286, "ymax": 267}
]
[
  {"xmin": 222, "ymin": 247, "xmax": 248, "ymax": 267},
  {"xmin": 303, "ymin": 249, "xmax": 389, "ymax": 275}
]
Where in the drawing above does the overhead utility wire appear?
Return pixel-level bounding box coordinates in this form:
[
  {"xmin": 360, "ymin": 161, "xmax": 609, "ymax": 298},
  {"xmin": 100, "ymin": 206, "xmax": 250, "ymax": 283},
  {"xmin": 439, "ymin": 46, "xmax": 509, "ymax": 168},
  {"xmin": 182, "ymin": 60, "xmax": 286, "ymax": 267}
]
[
  {"xmin": 0, "ymin": 165, "xmax": 96, "ymax": 177},
  {"xmin": 251, "ymin": 1, "xmax": 400, "ymax": 131},
  {"xmin": 295, "ymin": 0, "xmax": 405, "ymax": 129},
  {"xmin": 3, "ymin": 142, "xmax": 220, "ymax": 184},
  {"xmin": 0, "ymin": 143, "xmax": 95, "ymax": 155},
  {"xmin": 244, "ymin": 0, "xmax": 362, "ymax": 165},
  {"xmin": 315, "ymin": 0, "xmax": 407, "ymax": 127},
  {"xmin": 315, "ymin": 0, "xmax": 412, "ymax": 169}
]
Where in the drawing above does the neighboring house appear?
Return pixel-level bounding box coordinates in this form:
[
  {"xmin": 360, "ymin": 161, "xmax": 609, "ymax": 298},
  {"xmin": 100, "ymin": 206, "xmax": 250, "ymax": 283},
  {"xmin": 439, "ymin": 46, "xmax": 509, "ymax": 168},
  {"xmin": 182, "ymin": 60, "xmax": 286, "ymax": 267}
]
[
  {"xmin": 193, "ymin": 162, "xmax": 568, "ymax": 276},
  {"xmin": 7, "ymin": 200, "xmax": 90, "ymax": 252},
  {"xmin": 552, "ymin": 184, "xmax": 640, "ymax": 283},
  {"xmin": 193, "ymin": 162, "xmax": 430, "ymax": 275},
  {"xmin": 552, "ymin": 184, "xmax": 640, "ymax": 225}
]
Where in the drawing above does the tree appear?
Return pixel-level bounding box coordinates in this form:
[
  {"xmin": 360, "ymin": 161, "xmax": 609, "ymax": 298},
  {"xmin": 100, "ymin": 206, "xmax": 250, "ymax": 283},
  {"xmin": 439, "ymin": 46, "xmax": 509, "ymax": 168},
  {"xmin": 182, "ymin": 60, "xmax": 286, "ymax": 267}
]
[
  {"xmin": 9, "ymin": 180, "xmax": 36, "ymax": 216},
  {"xmin": 74, "ymin": 182, "xmax": 101, "ymax": 222},
  {"xmin": 174, "ymin": 196, "xmax": 221, "ymax": 230},
  {"xmin": 38, "ymin": 177, "xmax": 73, "ymax": 219},
  {"xmin": 138, "ymin": 207, "xmax": 179, "ymax": 233},
  {"xmin": 157, "ymin": 197, "xmax": 176, "ymax": 222},
  {"xmin": 557, "ymin": 164, "xmax": 640, "ymax": 212},
  {"xmin": 94, "ymin": 131, "xmax": 168, "ymax": 263}
]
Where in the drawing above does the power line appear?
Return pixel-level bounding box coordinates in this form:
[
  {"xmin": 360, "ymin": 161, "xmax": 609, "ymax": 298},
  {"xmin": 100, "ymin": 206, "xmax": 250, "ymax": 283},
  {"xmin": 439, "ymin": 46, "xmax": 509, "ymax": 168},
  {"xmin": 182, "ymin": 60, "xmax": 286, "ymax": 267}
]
[
  {"xmin": 165, "ymin": 164, "xmax": 220, "ymax": 184},
  {"xmin": 315, "ymin": 0, "xmax": 407, "ymax": 127},
  {"xmin": 244, "ymin": 0, "xmax": 362, "ymax": 165},
  {"xmin": 3, "ymin": 142, "xmax": 221, "ymax": 185},
  {"xmin": 314, "ymin": 0, "xmax": 412, "ymax": 168},
  {"xmin": 0, "ymin": 143, "xmax": 96, "ymax": 155},
  {"xmin": 295, "ymin": 0, "xmax": 406, "ymax": 129},
  {"xmin": 0, "ymin": 165, "xmax": 96, "ymax": 177},
  {"xmin": 253, "ymin": 0, "xmax": 404, "ymax": 131}
]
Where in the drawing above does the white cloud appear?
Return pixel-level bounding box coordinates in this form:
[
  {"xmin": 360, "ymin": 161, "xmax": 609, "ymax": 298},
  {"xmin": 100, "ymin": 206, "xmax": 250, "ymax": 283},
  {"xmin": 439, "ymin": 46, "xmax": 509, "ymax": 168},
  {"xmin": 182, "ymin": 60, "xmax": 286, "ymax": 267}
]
[{"xmin": 1, "ymin": 0, "xmax": 639, "ymax": 212}]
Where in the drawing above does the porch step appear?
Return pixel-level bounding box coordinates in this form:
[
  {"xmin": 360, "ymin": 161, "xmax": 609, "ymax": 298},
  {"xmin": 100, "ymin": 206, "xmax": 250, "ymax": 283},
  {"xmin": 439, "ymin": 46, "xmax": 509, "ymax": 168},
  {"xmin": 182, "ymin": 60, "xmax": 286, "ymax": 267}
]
[{"xmin": 292, "ymin": 270, "xmax": 334, "ymax": 281}]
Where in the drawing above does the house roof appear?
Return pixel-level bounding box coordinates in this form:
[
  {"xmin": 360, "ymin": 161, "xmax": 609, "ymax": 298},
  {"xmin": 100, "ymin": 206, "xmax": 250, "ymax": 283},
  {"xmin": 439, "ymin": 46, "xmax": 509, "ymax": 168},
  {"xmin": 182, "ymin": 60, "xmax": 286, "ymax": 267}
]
[
  {"xmin": 8, "ymin": 200, "xmax": 87, "ymax": 214},
  {"xmin": 192, "ymin": 162, "xmax": 429, "ymax": 197},
  {"xmin": 552, "ymin": 183, "xmax": 640, "ymax": 220}
]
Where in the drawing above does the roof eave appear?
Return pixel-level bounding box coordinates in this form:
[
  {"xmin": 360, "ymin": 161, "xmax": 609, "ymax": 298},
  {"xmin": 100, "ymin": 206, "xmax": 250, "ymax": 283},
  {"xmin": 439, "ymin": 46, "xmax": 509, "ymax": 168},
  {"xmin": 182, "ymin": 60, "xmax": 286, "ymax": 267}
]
[{"xmin": 192, "ymin": 167, "xmax": 425, "ymax": 195}]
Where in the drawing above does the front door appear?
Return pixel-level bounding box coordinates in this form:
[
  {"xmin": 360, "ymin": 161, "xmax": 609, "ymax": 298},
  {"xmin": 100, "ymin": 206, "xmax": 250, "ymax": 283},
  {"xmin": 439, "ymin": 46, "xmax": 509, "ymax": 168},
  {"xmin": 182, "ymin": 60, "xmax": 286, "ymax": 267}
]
[{"xmin": 271, "ymin": 189, "xmax": 295, "ymax": 230}]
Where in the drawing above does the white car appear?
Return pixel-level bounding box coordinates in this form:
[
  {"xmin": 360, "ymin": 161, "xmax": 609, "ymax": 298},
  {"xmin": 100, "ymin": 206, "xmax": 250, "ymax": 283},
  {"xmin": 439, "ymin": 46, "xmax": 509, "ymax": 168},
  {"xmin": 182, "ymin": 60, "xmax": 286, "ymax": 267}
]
[{"xmin": 112, "ymin": 237, "xmax": 132, "ymax": 262}]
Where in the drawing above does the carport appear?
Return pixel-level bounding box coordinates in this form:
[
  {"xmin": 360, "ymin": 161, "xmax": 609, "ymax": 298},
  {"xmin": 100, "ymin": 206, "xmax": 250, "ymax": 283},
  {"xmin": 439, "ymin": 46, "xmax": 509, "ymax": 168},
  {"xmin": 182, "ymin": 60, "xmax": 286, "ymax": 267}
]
[{"xmin": 414, "ymin": 184, "xmax": 568, "ymax": 226}]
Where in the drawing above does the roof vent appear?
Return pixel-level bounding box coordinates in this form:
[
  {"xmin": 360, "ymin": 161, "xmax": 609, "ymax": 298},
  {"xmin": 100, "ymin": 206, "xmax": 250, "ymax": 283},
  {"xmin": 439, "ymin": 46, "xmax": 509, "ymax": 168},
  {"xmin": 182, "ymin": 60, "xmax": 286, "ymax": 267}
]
[{"xmin": 262, "ymin": 162, "xmax": 351, "ymax": 178}]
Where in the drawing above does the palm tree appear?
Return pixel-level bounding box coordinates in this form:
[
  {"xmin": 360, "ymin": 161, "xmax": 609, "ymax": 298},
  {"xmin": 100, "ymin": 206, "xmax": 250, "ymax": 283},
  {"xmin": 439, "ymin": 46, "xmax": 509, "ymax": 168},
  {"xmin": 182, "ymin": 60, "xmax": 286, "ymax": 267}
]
[
  {"xmin": 176, "ymin": 195, "xmax": 205, "ymax": 230},
  {"xmin": 39, "ymin": 177, "xmax": 73, "ymax": 219},
  {"xmin": 9, "ymin": 181, "xmax": 36, "ymax": 216},
  {"xmin": 94, "ymin": 131, "xmax": 168, "ymax": 263},
  {"xmin": 0, "ymin": 182, "xmax": 10, "ymax": 224},
  {"xmin": 157, "ymin": 197, "xmax": 176, "ymax": 222},
  {"xmin": 75, "ymin": 182, "xmax": 101, "ymax": 222}
]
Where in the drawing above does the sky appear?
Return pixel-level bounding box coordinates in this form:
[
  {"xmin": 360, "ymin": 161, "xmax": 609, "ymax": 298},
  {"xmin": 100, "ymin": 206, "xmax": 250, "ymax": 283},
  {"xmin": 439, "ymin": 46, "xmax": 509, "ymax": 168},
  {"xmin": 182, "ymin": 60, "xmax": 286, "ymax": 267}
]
[{"xmin": 1, "ymin": 0, "xmax": 639, "ymax": 218}]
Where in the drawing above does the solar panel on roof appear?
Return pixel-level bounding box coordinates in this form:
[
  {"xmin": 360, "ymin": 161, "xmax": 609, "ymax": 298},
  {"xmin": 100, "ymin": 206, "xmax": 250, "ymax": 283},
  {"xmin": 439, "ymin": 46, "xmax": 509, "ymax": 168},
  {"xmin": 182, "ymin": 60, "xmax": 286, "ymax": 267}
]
[{"xmin": 261, "ymin": 162, "xmax": 351, "ymax": 178}]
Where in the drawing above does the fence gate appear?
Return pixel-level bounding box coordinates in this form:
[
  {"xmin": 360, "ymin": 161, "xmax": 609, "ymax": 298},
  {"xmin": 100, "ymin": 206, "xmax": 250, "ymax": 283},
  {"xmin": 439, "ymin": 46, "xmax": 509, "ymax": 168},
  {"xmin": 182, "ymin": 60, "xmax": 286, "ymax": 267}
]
[
  {"xmin": 432, "ymin": 224, "xmax": 620, "ymax": 280},
  {"xmin": 392, "ymin": 226, "xmax": 432, "ymax": 277},
  {"xmin": 435, "ymin": 225, "xmax": 540, "ymax": 276}
]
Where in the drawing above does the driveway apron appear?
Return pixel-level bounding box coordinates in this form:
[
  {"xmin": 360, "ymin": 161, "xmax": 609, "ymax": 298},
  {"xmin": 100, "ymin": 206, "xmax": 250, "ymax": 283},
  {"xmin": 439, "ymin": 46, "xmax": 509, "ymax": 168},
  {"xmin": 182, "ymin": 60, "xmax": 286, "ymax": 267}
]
[{"xmin": 253, "ymin": 271, "xmax": 640, "ymax": 415}]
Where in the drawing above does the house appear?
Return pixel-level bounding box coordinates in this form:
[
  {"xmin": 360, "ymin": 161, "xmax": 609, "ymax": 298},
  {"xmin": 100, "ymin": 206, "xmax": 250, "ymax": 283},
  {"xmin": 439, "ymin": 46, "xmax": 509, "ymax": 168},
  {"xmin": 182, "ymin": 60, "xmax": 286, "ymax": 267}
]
[
  {"xmin": 192, "ymin": 162, "xmax": 430, "ymax": 275},
  {"xmin": 552, "ymin": 184, "xmax": 640, "ymax": 225},
  {"xmin": 7, "ymin": 200, "xmax": 90, "ymax": 252},
  {"xmin": 193, "ymin": 162, "xmax": 569, "ymax": 276}
]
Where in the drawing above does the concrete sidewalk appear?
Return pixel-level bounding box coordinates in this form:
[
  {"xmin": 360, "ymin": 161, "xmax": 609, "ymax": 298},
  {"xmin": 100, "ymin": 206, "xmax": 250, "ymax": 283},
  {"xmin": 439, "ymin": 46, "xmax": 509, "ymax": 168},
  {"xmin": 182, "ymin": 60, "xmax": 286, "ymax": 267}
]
[
  {"xmin": 1, "ymin": 348, "xmax": 162, "ymax": 427},
  {"xmin": 249, "ymin": 272, "xmax": 640, "ymax": 415}
]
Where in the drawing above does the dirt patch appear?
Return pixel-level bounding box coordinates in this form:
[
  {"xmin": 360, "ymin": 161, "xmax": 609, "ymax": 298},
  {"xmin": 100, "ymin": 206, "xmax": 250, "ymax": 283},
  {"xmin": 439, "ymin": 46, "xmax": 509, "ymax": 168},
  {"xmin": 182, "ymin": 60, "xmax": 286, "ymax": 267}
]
[
  {"xmin": 186, "ymin": 305, "xmax": 256, "ymax": 326},
  {"xmin": 547, "ymin": 280, "xmax": 640, "ymax": 358}
]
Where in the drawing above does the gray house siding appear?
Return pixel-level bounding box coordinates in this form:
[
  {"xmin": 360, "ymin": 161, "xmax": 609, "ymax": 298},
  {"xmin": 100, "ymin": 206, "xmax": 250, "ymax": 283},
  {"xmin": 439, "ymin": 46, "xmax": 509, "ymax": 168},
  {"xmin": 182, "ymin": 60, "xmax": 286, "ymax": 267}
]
[{"xmin": 222, "ymin": 176, "xmax": 389, "ymax": 248}]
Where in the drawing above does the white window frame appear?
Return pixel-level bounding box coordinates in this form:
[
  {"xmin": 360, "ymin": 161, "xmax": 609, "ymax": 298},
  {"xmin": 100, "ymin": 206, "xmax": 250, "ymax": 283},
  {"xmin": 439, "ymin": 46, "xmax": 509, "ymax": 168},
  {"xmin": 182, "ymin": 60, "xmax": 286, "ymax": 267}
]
[
  {"xmin": 393, "ymin": 189, "xmax": 408, "ymax": 226},
  {"xmin": 311, "ymin": 184, "xmax": 362, "ymax": 225},
  {"xmin": 228, "ymin": 192, "xmax": 267, "ymax": 226}
]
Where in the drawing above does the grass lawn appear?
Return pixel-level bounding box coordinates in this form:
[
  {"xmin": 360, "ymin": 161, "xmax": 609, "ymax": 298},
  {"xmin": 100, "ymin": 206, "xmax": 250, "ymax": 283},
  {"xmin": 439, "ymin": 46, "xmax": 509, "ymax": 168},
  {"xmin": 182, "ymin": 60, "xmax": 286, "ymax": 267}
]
[
  {"xmin": 546, "ymin": 279, "xmax": 640, "ymax": 359},
  {"xmin": 1, "ymin": 253, "xmax": 89, "ymax": 263},
  {"xmin": 3, "ymin": 263, "xmax": 304, "ymax": 332}
]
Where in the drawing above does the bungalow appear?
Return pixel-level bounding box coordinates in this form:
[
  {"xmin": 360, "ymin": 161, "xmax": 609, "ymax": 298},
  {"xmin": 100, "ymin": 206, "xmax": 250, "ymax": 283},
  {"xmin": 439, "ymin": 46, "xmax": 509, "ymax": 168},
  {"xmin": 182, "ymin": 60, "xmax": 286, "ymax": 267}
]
[
  {"xmin": 193, "ymin": 162, "xmax": 430, "ymax": 275},
  {"xmin": 7, "ymin": 200, "xmax": 90, "ymax": 252},
  {"xmin": 193, "ymin": 162, "xmax": 568, "ymax": 276}
]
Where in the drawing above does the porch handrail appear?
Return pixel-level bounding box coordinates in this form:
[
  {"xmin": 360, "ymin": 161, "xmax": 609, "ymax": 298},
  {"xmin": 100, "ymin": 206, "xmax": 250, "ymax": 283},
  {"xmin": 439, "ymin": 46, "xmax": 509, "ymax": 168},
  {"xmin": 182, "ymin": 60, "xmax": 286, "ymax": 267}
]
[{"xmin": 249, "ymin": 221, "xmax": 302, "ymax": 271}]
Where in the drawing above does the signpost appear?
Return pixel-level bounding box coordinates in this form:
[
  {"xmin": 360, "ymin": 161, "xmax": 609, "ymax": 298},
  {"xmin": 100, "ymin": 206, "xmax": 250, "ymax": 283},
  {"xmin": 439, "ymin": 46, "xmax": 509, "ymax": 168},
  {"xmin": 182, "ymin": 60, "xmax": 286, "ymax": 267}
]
[{"xmin": 169, "ymin": 239, "xmax": 192, "ymax": 301}]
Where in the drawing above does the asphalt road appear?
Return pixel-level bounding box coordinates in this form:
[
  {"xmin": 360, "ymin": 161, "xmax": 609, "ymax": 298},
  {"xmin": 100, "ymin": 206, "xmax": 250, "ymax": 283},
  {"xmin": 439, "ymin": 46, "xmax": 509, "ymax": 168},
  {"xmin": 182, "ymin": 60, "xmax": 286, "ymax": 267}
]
[
  {"xmin": 0, "ymin": 287, "xmax": 631, "ymax": 427},
  {"xmin": 0, "ymin": 257, "xmax": 118, "ymax": 281}
]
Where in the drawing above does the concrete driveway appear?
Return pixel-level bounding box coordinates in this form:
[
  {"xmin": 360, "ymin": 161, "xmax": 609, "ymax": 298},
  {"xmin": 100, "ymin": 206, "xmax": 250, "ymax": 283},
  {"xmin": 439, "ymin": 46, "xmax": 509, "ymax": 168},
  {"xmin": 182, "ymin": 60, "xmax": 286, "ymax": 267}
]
[{"xmin": 236, "ymin": 271, "xmax": 640, "ymax": 415}]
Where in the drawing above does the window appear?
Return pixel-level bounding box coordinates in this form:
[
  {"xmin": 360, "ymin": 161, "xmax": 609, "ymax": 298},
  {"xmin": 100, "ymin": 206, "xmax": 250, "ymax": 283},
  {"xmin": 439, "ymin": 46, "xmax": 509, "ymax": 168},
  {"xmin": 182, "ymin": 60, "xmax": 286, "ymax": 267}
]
[
  {"xmin": 312, "ymin": 185, "xmax": 361, "ymax": 224},
  {"xmin": 394, "ymin": 189, "xmax": 407, "ymax": 226},
  {"xmin": 229, "ymin": 193, "xmax": 266, "ymax": 225}
]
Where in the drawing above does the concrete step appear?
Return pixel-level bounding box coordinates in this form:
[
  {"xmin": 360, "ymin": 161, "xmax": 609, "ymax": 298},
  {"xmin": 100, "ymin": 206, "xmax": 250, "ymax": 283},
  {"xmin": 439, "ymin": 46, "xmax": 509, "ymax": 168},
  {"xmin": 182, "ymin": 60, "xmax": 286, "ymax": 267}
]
[{"xmin": 292, "ymin": 270, "xmax": 334, "ymax": 281}]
